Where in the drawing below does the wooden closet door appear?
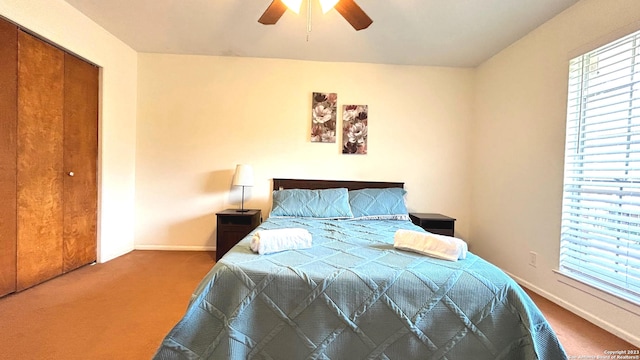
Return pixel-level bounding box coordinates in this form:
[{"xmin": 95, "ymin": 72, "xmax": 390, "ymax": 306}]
[
  {"xmin": 63, "ymin": 53, "xmax": 98, "ymax": 273},
  {"xmin": 0, "ymin": 18, "xmax": 18, "ymax": 297},
  {"xmin": 16, "ymin": 31, "xmax": 65, "ymax": 291}
]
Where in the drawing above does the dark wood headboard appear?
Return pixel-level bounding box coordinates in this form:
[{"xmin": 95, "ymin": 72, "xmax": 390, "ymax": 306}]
[{"xmin": 272, "ymin": 178, "xmax": 404, "ymax": 191}]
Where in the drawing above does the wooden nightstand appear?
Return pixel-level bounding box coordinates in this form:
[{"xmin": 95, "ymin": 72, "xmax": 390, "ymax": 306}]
[
  {"xmin": 409, "ymin": 213, "xmax": 456, "ymax": 236},
  {"xmin": 215, "ymin": 209, "xmax": 261, "ymax": 261}
]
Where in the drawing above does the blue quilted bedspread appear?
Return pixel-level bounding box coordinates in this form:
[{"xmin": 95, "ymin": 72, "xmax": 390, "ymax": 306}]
[{"xmin": 154, "ymin": 218, "xmax": 567, "ymax": 360}]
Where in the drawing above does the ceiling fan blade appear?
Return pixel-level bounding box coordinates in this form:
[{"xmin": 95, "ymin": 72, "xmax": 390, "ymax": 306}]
[
  {"xmin": 258, "ymin": 0, "xmax": 288, "ymax": 25},
  {"xmin": 334, "ymin": 0, "xmax": 373, "ymax": 31}
]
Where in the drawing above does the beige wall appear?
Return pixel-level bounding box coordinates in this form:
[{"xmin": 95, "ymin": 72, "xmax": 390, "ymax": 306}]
[
  {"xmin": 135, "ymin": 54, "xmax": 474, "ymax": 249},
  {"xmin": 0, "ymin": 0, "xmax": 138, "ymax": 262},
  {"xmin": 472, "ymin": 0, "xmax": 640, "ymax": 346}
]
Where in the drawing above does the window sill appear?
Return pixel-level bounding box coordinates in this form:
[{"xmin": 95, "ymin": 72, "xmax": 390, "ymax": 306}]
[{"xmin": 553, "ymin": 269, "xmax": 640, "ymax": 316}]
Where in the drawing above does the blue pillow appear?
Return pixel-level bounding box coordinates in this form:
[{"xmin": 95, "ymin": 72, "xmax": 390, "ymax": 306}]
[
  {"xmin": 270, "ymin": 188, "xmax": 354, "ymax": 219},
  {"xmin": 348, "ymin": 188, "xmax": 409, "ymax": 220}
]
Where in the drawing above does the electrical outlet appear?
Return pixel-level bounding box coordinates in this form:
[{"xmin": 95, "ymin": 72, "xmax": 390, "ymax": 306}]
[{"xmin": 529, "ymin": 251, "xmax": 537, "ymax": 268}]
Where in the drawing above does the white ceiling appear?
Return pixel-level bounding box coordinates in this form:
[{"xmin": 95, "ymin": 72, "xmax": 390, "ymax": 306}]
[{"xmin": 63, "ymin": 0, "xmax": 580, "ymax": 67}]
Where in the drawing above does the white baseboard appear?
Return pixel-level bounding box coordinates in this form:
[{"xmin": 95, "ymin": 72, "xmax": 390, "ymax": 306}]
[
  {"xmin": 134, "ymin": 244, "xmax": 216, "ymax": 251},
  {"xmin": 506, "ymin": 271, "xmax": 640, "ymax": 348}
]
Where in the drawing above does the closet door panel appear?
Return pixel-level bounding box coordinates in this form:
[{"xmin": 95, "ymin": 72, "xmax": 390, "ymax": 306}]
[
  {"xmin": 16, "ymin": 31, "xmax": 65, "ymax": 291},
  {"xmin": 0, "ymin": 18, "xmax": 18, "ymax": 297},
  {"xmin": 63, "ymin": 53, "xmax": 98, "ymax": 273}
]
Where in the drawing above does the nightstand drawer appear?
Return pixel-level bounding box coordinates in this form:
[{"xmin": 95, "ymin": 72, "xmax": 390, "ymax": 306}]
[
  {"xmin": 218, "ymin": 215, "xmax": 256, "ymax": 226},
  {"xmin": 409, "ymin": 213, "xmax": 456, "ymax": 236}
]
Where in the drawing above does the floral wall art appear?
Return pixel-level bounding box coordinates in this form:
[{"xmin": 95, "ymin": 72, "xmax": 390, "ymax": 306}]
[
  {"xmin": 311, "ymin": 92, "xmax": 337, "ymax": 143},
  {"xmin": 342, "ymin": 105, "xmax": 368, "ymax": 155}
]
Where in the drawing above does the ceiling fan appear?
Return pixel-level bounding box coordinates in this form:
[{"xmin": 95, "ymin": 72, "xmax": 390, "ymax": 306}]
[{"xmin": 258, "ymin": 0, "xmax": 373, "ymax": 31}]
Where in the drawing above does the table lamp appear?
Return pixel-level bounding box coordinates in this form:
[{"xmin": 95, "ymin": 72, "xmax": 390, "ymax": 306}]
[{"xmin": 232, "ymin": 164, "xmax": 253, "ymax": 212}]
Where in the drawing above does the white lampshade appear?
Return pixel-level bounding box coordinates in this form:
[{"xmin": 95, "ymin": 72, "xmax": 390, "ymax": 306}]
[
  {"xmin": 282, "ymin": 0, "xmax": 303, "ymax": 14},
  {"xmin": 319, "ymin": 0, "xmax": 339, "ymax": 13},
  {"xmin": 232, "ymin": 164, "xmax": 254, "ymax": 187}
]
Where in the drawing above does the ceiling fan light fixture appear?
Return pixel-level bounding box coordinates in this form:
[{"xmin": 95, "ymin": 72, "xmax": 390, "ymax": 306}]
[
  {"xmin": 282, "ymin": 0, "xmax": 303, "ymax": 14},
  {"xmin": 258, "ymin": 0, "xmax": 372, "ymax": 31},
  {"xmin": 319, "ymin": 0, "xmax": 340, "ymax": 13}
]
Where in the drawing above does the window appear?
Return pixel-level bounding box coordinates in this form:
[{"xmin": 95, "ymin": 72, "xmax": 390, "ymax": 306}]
[{"xmin": 560, "ymin": 29, "xmax": 640, "ymax": 304}]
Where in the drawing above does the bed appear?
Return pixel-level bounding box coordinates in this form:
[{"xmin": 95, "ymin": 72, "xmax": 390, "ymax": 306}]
[{"xmin": 154, "ymin": 179, "xmax": 567, "ymax": 360}]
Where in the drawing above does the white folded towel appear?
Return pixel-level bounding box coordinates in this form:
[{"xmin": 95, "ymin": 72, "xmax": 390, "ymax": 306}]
[
  {"xmin": 250, "ymin": 228, "xmax": 312, "ymax": 255},
  {"xmin": 393, "ymin": 229, "xmax": 467, "ymax": 261}
]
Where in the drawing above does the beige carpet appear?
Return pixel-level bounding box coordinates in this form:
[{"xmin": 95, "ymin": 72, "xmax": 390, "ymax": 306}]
[
  {"xmin": 0, "ymin": 251, "xmax": 215, "ymax": 360},
  {"xmin": 0, "ymin": 250, "xmax": 636, "ymax": 359},
  {"xmin": 524, "ymin": 288, "xmax": 637, "ymax": 357}
]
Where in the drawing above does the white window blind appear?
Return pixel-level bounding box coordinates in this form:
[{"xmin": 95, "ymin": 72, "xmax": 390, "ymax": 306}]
[{"xmin": 560, "ymin": 28, "xmax": 640, "ymax": 304}]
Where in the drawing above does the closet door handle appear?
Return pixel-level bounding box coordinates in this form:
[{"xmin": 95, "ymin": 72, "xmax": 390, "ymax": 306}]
[{"xmin": 68, "ymin": 171, "xmax": 74, "ymax": 177}]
